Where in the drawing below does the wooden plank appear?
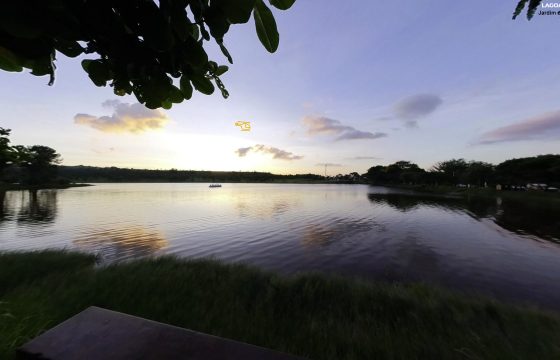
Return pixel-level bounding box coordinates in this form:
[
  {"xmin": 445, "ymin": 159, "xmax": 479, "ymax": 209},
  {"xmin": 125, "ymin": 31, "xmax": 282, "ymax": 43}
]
[{"xmin": 17, "ymin": 306, "xmax": 306, "ymax": 360}]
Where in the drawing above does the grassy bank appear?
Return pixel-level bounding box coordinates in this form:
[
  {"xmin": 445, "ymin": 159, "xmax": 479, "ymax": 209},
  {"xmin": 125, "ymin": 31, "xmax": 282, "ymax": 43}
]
[{"xmin": 2, "ymin": 251, "xmax": 560, "ymax": 359}]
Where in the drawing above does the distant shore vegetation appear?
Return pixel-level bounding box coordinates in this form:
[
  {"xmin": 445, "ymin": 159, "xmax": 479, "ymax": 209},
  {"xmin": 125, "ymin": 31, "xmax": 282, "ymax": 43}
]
[
  {"xmin": 3, "ymin": 127, "xmax": 559, "ymax": 189},
  {"xmin": 0, "ymin": 128, "xmax": 64, "ymax": 187},
  {"xmin": 58, "ymin": 166, "xmax": 325, "ymax": 183},
  {"xmin": 362, "ymin": 155, "xmax": 560, "ymax": 190},
  {"xmin": 56, "ymin": 154, "xmax": 560, "ymax": 190}
]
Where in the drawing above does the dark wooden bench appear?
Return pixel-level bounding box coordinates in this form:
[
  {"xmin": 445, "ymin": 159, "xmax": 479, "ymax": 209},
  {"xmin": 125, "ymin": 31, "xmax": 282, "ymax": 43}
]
[{"xmin": 17, "ymin": 306, "xmax": 306, "ymax": 360}]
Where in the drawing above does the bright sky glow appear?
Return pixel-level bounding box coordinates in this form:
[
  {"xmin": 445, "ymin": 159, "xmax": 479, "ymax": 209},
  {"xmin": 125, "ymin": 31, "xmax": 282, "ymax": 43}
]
[{"xmin": 1, "ymin": 1, "xmax": 559, "ymax": 175}]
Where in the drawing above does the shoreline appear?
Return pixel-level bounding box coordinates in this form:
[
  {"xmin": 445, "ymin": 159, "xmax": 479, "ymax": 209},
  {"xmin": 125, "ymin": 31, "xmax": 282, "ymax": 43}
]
[
  {"xmin": 0, "ymin": 183, "xmax": 93, "ymax": 191},
  {"xmin": 2, "ymin": 181, "xmax": 558, "ymax": 205},
  {"xmin": 2, "ymin": 250, "xmax": 560, "ymax": 359},
  {"xmin": 377, "ymin": 183, "xmax": 560, "ymax": 202}
]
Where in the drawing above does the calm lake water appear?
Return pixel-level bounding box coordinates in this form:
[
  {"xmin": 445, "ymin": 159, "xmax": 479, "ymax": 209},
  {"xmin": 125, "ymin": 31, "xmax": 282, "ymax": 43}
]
[{"xmin": 2, "ymin": 183, "xmax": 560, "ymax": 309}]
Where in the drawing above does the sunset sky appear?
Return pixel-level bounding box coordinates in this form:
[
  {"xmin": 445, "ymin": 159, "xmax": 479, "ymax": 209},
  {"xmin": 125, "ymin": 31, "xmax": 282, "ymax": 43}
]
[{"xmin": 1, "ymin": 1, "xmax": 559, "ymax": 175}]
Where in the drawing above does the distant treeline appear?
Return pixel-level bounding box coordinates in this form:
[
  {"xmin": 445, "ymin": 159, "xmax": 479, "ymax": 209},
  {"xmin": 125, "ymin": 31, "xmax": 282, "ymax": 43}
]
[
  {"xmin": 56, "ymin": 154, "xmax": 560, "ymax": 187},
  {"xmin": 363, "ymin": 155, "xmax": 560, "ymax": 187},
  {"xmin": 58, "ymin": 166, "xmax": 324, "ymax": 183},
  {"xmin": 4, "ymin": 124, "xmax": 558, "ymax": 188},
  {"xmin": 1, "ymin": 128, "xmax": 62, "ymax": 185}
]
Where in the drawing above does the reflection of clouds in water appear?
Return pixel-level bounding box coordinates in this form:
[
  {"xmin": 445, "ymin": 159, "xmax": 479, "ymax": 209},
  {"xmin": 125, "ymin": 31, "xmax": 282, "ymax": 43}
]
[
  {"xmin": 74, "ymin": 227, "xmax": 168, "ymax": 262},
  {"xmin": 236, "ymin": 198, "xmax": 296, "ymax": 219},
  {"xmin": 302, "ymin": 219, "xmax": 385, "ymax": 247},
  {"xmin": 302, "ymin": 224, "xmax": 335, "ymax": 246}
]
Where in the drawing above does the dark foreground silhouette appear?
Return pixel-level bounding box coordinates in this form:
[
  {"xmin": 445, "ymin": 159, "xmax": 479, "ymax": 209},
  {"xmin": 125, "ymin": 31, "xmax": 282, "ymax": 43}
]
[{"xmin": 2, "ymin": 250, "xmax": 560, "ymax": 360}]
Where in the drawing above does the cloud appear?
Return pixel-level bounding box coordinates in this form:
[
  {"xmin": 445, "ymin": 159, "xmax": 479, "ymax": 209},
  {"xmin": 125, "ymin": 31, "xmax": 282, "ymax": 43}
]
[
  {"xmin": 91, "ymin": 147, "xmax": 116, "ymax": 155},
  {"xmin": 394, "ymin": 94, "xmax": 443, "ymax": 119},
  {"xmin": 404, "ymin": 120, "xmax": 419, "ymax": 128},
  {"xmin": 375, "ymin": 116, "xmax": 394, "ymax": 121},
  {"xmin": 74, "ymin": 100, "xmax": 169, "ymax": 133},
  {"xmin": 316, "ymin": 163, "xmax": 343, "ymax": 167},
  {"xmin": 235, "ymin": 144, "xmax": 303, "ymax": 161},
  {"xmin": 351, "ymin": 156, "xmax": 379, "ymax": 160},
  {"xmin": 336, "ymin": 130, "xmax": 387, "ymax": 141},
  {"xmin": 302, "ymin": 116, "xmax": 387, "ymax": 141},
  {"xmin": 235, "ymin": 146, "xmax": 252, "ymax": 157},
  {"xmin": 302, "ymin": 116, "xmax": 353, "ymax": 135},
  {"xmin": 475, "ymin": 110, "xmax": 560, "ymax": 145}
]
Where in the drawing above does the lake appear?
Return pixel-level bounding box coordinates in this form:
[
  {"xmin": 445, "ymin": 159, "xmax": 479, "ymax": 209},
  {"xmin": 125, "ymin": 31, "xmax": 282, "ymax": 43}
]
[{"xmin": 2, "ymin": 183, "xmax": 560, "ymax": 309}]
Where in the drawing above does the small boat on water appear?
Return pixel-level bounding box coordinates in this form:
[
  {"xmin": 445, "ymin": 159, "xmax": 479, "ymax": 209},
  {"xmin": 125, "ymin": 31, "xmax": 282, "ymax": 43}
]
[{"xmin": 209, "ymin": 184, "xmax": 222, "ymax": 188}]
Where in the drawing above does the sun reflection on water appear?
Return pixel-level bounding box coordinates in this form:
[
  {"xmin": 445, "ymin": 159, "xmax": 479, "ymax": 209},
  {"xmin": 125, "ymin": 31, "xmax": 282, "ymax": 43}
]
[{"xmin": 73, "ymin": 227, "xmax": 168, "ymax": 262}]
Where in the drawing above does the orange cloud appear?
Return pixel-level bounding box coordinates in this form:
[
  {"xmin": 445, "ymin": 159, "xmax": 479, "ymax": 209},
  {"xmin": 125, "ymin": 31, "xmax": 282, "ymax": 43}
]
[{"xmin": 74, "ymin": 100, "xmax": 169, "ymax": 134}]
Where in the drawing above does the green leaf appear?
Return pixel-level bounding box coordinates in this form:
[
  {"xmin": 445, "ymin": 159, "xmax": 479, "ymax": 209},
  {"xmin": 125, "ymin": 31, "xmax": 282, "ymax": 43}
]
[
  {"xmin": 190, "ymin": 73, "xmax": 215, "ymax": 95},
  {"xmin": 253, "ymin": 0, "xmax": 279, "ymax": 53},
  {"xmin": 28, "ymin": 51, "xmax": 56, "ymax": 85},
  {"xmin": 137, "ymin": 1, "xmax": 175, "ymax": 51},
  {"xmin": 205, "ymin": 7, "xmax": 230, "ymax": 40},
  {"xmin": 0, "ymin": 47, "xmax": 23, "ymax": 72},
  {"xmin": 180, "ymin": 75, "xmax": 193, "ymax": 100},
  {"xmin": 170, "ymin": 7, "xmax": 192, "ymax": 41},
  {"xmin": 82, "ymin": 59, "xmax": 112, "ymax": 87},
  {"xmin": 169, "ymin": 85, "xmax": 184, "ymax": 103},
  {"xmin": 184, "ymin": 38, "xmax": 208, "ymax": 67},
  {"xmin": 162, "ymin": 99, "xmax": 173, "ymax": 109},
  {"xmin": 81, "ymin": 60, "xmax": 93, "ymax": 72},
  {"xmin": 112, "ymin": 76, "xmax": 133, "ymax": 96},
  {"xmin": 114, "ymin": 88, "xmax": 127, "ymax": 96},
  {"xmin": 218, "ymin": 41, "xmax": 233, "ymax": 64},
  {"xmin": 527, "ymin": 0, "xmax": 542, "ymax": 19},
  {"xmin": 215, "ymin": 65, "xmax": 229, "ymax": 76},
  {"xmin": 54, "ymin": 39, "xmax": 84, "ymax": 58},
  {"xmin": 220, "ymin": 0, "xmax": 256, "ymax": 24},
  {"xmin": 208, "ymin": 61, "xmax": 218, "ymax": 72},
  {"xmin": 190, "ymin": 24, "xmax": 200, "ymax": 40},
  {"xmin": 512, "ymin": 0, "xmax": 529, "ymax": 19},
  {"xmin": 0, "ymin": 3, "xmax": 43, "ymax": 39},
  {"xmin": 198, "ymin": 24, "xmax": 211, "ymax": 41},
  {"xmin": 269, "ymin": 0, "xmax": 296, "ymax": 10},
  {"xmin": 145, "ymin": 100, "xmax": 161, "ymax": 109}
]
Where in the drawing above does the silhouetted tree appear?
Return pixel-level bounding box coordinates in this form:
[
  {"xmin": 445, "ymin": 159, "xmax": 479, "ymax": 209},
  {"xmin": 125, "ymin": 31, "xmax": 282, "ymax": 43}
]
[
  {"xmin": 0, "ymin": 128, "xmax": 16, "ymax": 181},
  {"xmin": 431, "ymin": 159, "xmax": 468, "ymax": 184},
  {"xmin": 366, "ymin": 161, "xmax": 424, "ymax": 185},
  {"xmin": 0, "ymin": 1, "xmax": 295, "ymax": 109},
  {"xmin": 365, "ymin": 165, "xmax": 388, "ymax": 184},
  {"xmin": 495, "ymin": 155, "xmax": 560, "ymax": 187},
  {"xmin": 58, "ymin": 165, "xmax": 323, "ymax": 183},
  {"xmin": 386, "ymin": 161, "xmax": 424, "ymax": 184},
  {"xmin": 513, "ymin": 0, "xmax": 542, "ymax": 20},
  {"xmin": 463, "ymin": 161, "xmax": 494, "ymax": 187},
  {"xmin": 365, "ymin": 155, "xmax": 559, "ymax": 188},
  {"xmin": 17, "ymin": 146, "xmax": 62, "ymax": 185},
  {"xmin": 349, "ymin": 172, "xmax": 361, "ymax": 181}
]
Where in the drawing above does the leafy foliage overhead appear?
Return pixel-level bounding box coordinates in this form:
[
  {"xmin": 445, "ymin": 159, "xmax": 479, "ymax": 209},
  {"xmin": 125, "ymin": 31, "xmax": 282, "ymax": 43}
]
[
  {"xmin": 513, "ymin": 0, "xmax": 543, "ymax": 20},
  {"xmin": 0, "ymin": 0, "xmax": 295, "ymax": 109}
]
